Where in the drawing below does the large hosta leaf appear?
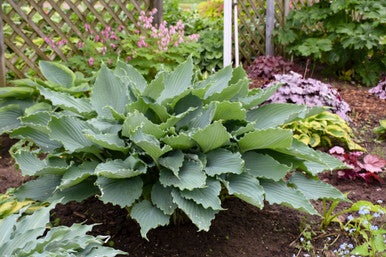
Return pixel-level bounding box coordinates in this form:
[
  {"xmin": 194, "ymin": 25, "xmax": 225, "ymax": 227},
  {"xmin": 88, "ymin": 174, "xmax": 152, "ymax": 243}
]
[
  {"xmin": 114, "ymin": 61, "xmax": 147, "ymax": 93},
  {"xmin": 159, "ymin": 159, "xmax": 206, "ymax": 190},
  {"xmin": 261, "ymin": 179, "xmax": 318, "ymax": 215},
  {"xmin": 0, "ymin": 105, "xmax": 23, "ymax": 133},
  {"xmin": 243, "ymin": 152, "xmax": 290, "ymax": 181},
  {"xmin": 171, "ymin": 189, "xmax": 219, "ymax": 231},
  {"xmin": 238, "ymin": 83, "xmax": 282, "ymax": 109},
  {"xmin": 159, "ymin": 150, "xmax": 184, "ymax": 177},
  {"xmin": 151, "ymin": 182, "xmax": 177, "ymax": 215},
  {"xmin": 91, "ymin": 65, "xmax": 129, "ymax": 118},
  {"xmin": 180, "ymin": 178, "xmax": 222, "ymax": 210},
  {"xmin": 20, "ymin": 111, "xmax": 51, "ymax": 133},
  {"xmin": 10, "ymin": 126, "xmax": 62, "ymax": 152},
  {"xmin": 122, "ymin": 111, "xmax": 165, "ymax": 139},
  {"xmin": 223, "ymin": 173, "xmax": 264, "ymax": 208},
  {"xmin": 51, "ymin": 178, "xmax": 99, "ymax": 204},
  {"xmin": 84, "ymin": 129, "xmax": 128, "ymax": 152},
  {"xmin": 238, "ymin": 128, "xmax": 293, "ymax": 152},
  {"xmin": 59, "ymin": 161, "xmax": 98, "ymax": 189},
  {"xmin": 96, "ymin": 176, "xmax": 142, "ymax": 208},
  {"xmin": 288, "ymin": 172, "xmax": 347, "ymax": 201},
  {"xmin": 204, "ymin": 78, "xmax": 247, "ymax": 103},
  {"xmin": 130, "ymin": 200, "xmax": 170, "ymax": 240},
  {"xmin": 202, "ymin": 66, "xmax": 233, "ymax": 99},
  {"xmin": 49, "ymin": 116, "xmax": 99, "ymax": 153},
  {"xmin": 0, "ymin": 87, "xmax": 36, "ymax": 99},
  {"xmin": 14, "ymin": 175, "xmax": 62, "ymax": 202},
  {"xmin": 191, "ymin": 121, "xmax": 231, "ymax": 153},
  {"xmin": 39, "ymin": 61, "xmax": 75, "ymax": 88},
  {"xmin": 213, "ymin": 101, "xmax": 246, "ymax": 121},
  {"xmin": 204, "ymin": 148, "xmax": 244, "ymax": 176},
  {"xmin": 95, "ymin": 156, "xmax": 146, "ymax": 179}
]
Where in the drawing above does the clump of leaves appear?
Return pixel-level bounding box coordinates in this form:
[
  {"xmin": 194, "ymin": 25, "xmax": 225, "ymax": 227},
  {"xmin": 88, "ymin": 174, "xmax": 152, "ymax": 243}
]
[
  {"xmin": 373, "ymin": 120, "xmax": 386, "ymax": 137},
  {"xmin": 283, "ymin": 111, "xmax": 364, "ymax": 151},
  {"xmin": 196, "ymin": 0, "xmax": 224, "ymax": 19},
  {"xmin": 328, "ymin": 146, "xmax": 386, "ymax": 183},
  {"xmin": 1, "ymin": 59, "xmax": 348, "ymax": 239},
  {"xmin": 0, "ymin": 201, "xmax": 125, "ymax": 256},
  {"xmin": 369, "ymin": 77, "xmax": 386, "ymax": 100},
  {"xmin": 276, "ymin": 0, "xmax": 386, "ymax": 86},
  {"xmin": 246, "ymin": 55, "xmax": 294, "ymax": 81},
  {"xmin": 261, "ymin": 72, "xmax": 351, "ymax": 121}
]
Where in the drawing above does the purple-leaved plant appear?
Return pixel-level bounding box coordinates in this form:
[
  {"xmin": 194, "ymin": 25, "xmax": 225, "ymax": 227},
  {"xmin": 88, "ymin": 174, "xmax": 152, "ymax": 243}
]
[
  {"xmin": 246, "ymin": 55, "xmax": 295, "ymax": 81},
  {"xmin": 261, "ymin": 72, "xmax": 351, "ymax": 121},
  {"xmin": 368, "ymin": 77, "xmax": 386, "ymax": 100}
]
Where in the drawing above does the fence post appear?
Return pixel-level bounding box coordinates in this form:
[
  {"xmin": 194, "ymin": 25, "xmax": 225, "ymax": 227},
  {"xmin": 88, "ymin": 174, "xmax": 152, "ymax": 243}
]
[
  {"xmin": 0, "ymin": 0, "xmax": 6, "ymax": 86},
  {"xmin": 223, "ymin": 0, "xmax": 232, "ymax": 67},
  {"xmin": 150, "ymin": 0, "xmax": 163, "ymax": 26},
  {"xmin": 265, "ymin": 0, "xmax": 275, "ymax": 56}
]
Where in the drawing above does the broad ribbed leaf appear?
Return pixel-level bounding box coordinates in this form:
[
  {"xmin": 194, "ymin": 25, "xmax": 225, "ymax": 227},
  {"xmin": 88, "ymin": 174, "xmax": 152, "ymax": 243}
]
[
  {"xmin": 159, "ymin": 159, "xmax": 206, "ymax": 190},
  {"xmin": 96, "ymin": 176, "xmax": 142, "ymax": 208},
  {"xmin": 0, "ymin": 105, "xmax": 23, "ymax": 133},
  {"xmin": 14, "ymin": 175, "xmax": 62, "ymax": 202},
  {"xmin": 180, "ymin": 178, "xmax": 222, "ymax": 210},
  {"xmin": 247, "ymin": 103, "xmax": 306, "ymax": 129},
  {"xmin": 49, "ymin": 116, "xmax": 99, "ymax": 153},
  {"xmin": 91, "ymin": 65, "xmax": 129, "ymax": 118},
  {"xmin": 188, "ymin": 103, "xmax": 216, "ymax": 129},
  {"xmin": 204, "ymin": 148, "xmax": 244, "ymax": 176},
  {"xmin": 20, "ymin": 111, "xmax": 51, "ymax": 133},
  {"xmin": 161, "ymin": 132, "xmax": 196, "ymax": 150},
  {"xmin": 157, "ymin": 58, "xmax": 193, "ymax": 104},
  {"xmin": 171, "ymin": 189, "xmax": 218, "ymax": 231},
  {"xmin": 289, "ymin": 173, "xmax": 347, "ymax": 201},
  {"xmin": 261, "ymin": 179, "xmax": 318, "ymax": 215},
  {"xmin": 84, "ymin": 129, "xmax": 128, "ymax": 152},
  {"xmin": 0, "ymin": 87, "xmax": 36, "ymax": 99},
  {"xmin": 191, "ymin": 121, "xmax": 231, "ymax": 153},
  {"xmin": 87, "ymin": 118, "xmax": 121, "ymax": 134},
  {"xmin": 223, "ymin": 173, "xmax": 264, "ymax": 208},
  {"xmin": 37, "ymin": 86, "xmax": 94, "ymax": 117},
  {"xmin": 59, "ymin": 161, "xmax": 98, "ymax": 189},
  {"xmin": 95, "ymin": 156, "xmax": 146, "ymax": 179},
  {"xmin": 151, "ymin": 182, "xmax": 177, "ymax": 215},
  {"xmin": 213, "ymin": 101, "xmax": 246, "ymax": 121},
  {"xmin": 159, "ymin": 150, "xmax": 184, "ymax": 177},
  {"xmin": 24, "ymin": 102, "xmax": 52, "ymax": 115},
  {"xmin": 39, "ymin": 61, "xmax": 75, "ymax": 88},
  {"xmin": 243, "ymin": 152, "xmax": 290, "ymax": 181},
  {"xmin": 300, "ymin": 152, "xmax": 348, "ymax": 175},
  {"xmin": 13, "ymin": 150, "xmax": 69, "ymax": 176},
  {"xmin": 114, "ymin": 61, "xmax": 147, "ymax": 93},
  {"xmin": 122, "ymin": 111, "xmax": 165, "ymax": 139},
  {"xmin": 143, "ymin": 72, "xmax": 165, "ymax": 100},
  {"xmin": 10, "ymin": 127, "xmax": 62, "ymax": 152},
  {"xmin": 130, "ymin": 200, "xmax": 170, "ymax": 239},
  {"xmin": 238, "ymin": 128, "xmax": 293, "ymax": 152},
  {"xmin": 204, "ymin": 78, "xmax": 247, "ymax": 103},
  {"xmin": 50, "ymin": 178, "xmax": 99, "ymax": 204},
  {"xmin": 238, "ymin": 83, "xmax": 282, "ymax": 109},
  {"xmin": 130, "ymin": 128, "xmax": 172, "ymax": 161}
]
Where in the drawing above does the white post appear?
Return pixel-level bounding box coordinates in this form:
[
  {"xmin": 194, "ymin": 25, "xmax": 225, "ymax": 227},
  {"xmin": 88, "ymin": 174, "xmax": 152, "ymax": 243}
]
[
  {"xmin": 233, "ymin": 0, "xmax": 239, "ymax": 67},
  {"xmin": 265, "ymin": 0, "xmax": 275, "ymax": 56},
  {"xmin": 223, "ymin": 0, "xmax": 232, "ymax": 67}
]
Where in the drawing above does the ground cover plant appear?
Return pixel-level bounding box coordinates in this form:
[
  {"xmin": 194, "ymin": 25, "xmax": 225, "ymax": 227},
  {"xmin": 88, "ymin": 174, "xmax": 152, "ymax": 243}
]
[
  {"xmin": 0, "ymin": 58, "xmax": 351, "ymax": 240},
  {"xmin": 246, "ymin": 55, "xmax": 295, "ymax": 81},
  {"xmin": 277, "ymin": 0, "xmax": 386, "ymax": 86},
  {"xmin": 369, "ymin": 77, "xmax": 386, "ymax": 100}
]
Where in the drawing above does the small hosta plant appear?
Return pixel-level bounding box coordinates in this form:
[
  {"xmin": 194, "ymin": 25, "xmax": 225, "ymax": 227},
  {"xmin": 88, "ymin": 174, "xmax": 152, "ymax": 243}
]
[
  {"xmin": 0, "ymin": 201, "xmax": 125, "ymax": 256},
  {"xmin": 328, "ymin": 146, "xmax": 386, "ymax": 183},
  {"xmin": 261, "ymin": 72, "xmax": 351, "ymax": 121},
  {"xmin": 283, "ymin": 111, "xmax": 364, "ymax": 151},
  {"xmin": 246, "ymin": 55, "xmax": 294, "ymax": 81},
  {"xmin": 369, "ymin": 77, "xmax": 386, "ymax": 100},
  {"xmin": 1, "ymin": 59, "xmax": 348, "ymax": 239}
]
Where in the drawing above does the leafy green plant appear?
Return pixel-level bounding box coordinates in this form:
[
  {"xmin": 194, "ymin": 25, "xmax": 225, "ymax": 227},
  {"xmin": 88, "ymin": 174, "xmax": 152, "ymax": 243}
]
[
  {"xmin": 1, "ymin": 59, "xmax": 349, "ymax": 239},
  {"xmin": 0, "ymin": 201, "xmax": 125, "ymax": 256},
  {"xmin": 196, "ymin": 0, "xmax": 224, "ymax": 19},
  {"xmin": 276, "ymin": 0, "xmax": 386, "ymax": 86},
  {"xmin": 283, "ymin": 111, "xmax": 365, "ymax": 151},
  {"xmin": 373, "ymin": 120, "xmax": 386, "ymax": 136}
]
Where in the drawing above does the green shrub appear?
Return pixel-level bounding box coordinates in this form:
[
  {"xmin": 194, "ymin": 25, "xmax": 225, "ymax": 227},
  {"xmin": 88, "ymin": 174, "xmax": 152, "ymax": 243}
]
[
  {"xmin": 276, "ymin": 0, "xmax": 386, "ymax": 86},
  {"xmin": 1, "ymin": 59, "xmax": 348, "ymax": 238}
]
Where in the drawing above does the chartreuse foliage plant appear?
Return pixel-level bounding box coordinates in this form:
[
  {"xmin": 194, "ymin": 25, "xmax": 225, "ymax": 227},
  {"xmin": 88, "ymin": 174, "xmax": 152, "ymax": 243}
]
[
  {"xmin": 1, "ymin": 59, "xmax": 349, "ymax": 239},
  {"xmin": 283, "ymin": 111, "xmax": 365, "ymax": 151},
  {"xmin": 0, "ymin": 201, "xmax": 125, "ymax": 256},
  {"xmin": 277, "ymin": 0, "xmax": 386, "ymax": 86},
  {"xmin": 373, "ymin": 120, "xmax": 386, "ymax": 136}
]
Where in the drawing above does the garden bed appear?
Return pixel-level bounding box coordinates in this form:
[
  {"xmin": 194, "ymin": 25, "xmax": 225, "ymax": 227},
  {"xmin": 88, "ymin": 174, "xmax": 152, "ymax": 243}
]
[{"xmin": 0, "ymin": 77, "xmax": 384, "ymax": 256}]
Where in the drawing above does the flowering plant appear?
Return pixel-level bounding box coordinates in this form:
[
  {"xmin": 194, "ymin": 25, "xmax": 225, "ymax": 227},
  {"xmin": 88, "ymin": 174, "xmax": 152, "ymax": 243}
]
[{"xmin": 328, "ymin": 146, "xmax": 386, "ymax": 183}]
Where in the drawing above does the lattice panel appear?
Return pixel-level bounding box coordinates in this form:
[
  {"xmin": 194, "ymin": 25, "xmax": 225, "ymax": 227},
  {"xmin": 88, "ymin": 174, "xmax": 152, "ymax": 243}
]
[{"xmin": 1, "ymin": 0, "xmax": 150, "ymax": 80}]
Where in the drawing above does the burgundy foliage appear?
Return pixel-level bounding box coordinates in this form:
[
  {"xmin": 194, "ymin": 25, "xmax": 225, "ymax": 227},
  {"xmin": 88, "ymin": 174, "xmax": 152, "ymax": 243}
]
[
  {"xmin": 246, "ymin": 56, "xmax": 294, "ymax": 81},
  {"xmin": 368, "ymin": 77, "xmax": 386, "ymax": 100},
  {"xmin": 328, "ymin": 146, "xmax": 386, "ymax": 183}
]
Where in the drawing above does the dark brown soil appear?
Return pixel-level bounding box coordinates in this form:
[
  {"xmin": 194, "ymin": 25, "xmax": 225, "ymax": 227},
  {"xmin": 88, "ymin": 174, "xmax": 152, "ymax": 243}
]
[{"xmin": 0, "ymin": 75, "xmax": 385, "ymax": 257}]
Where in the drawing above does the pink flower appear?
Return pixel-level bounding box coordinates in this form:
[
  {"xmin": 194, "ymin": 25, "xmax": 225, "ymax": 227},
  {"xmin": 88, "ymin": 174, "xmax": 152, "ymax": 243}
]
[
  {"xmin": 78, "ymin": 42, "xmax": 84, "ymax": 48},
  {"xmin": 85, "ymin": 24, "xmax": 90, "ymax": 32},
  {"xmin": 95, "ymin": 35, "xmax": 100, "ymax": 42},
  {"xmin": 88, "ymin": 57, "xmax": 94, "ymax": 66},
  {"xmin": 126, "ymin": 56, "xmax": 131, "ymax": 62},
  {"xmin": 108, "ymin": 59, "xmax": 112, "ymax": 65},
  {"xmin": 118, "ymin": 25, "xmax": 124, "ymax": 31},
  {"xmin": 110, "ymin": 43, "xmax": 116, "ymax": 48},
  {"xmin": 135, "ymin": 30, "xmax": 140, "ymax": 34}
]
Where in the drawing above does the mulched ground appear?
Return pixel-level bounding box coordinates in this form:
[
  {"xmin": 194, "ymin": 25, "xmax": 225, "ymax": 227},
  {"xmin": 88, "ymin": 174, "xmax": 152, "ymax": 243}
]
[{"xmin": 0, "ymin": 73, "xmax": 385, "ymax": 257}]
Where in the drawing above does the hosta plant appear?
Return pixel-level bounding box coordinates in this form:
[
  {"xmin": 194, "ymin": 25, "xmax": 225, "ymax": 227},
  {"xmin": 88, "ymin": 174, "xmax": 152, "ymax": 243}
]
[
  {"xmin": 328, "ymin": 146, "xmax": 386, "ymax": 183},
  {"xmin": 368, "ymin": 77, "xmax": 386, "ymax": 100},
  {"xmin": 0, "ymin": 201, "xmax": 125, "ymax": 256},
  {"xmin": 261, "ymin": 72, "xmax": 351, "ymax": 121},
  {"xmin": 283, "ymin": 111, "xmax": 364, "ymax": 151},
  {"xmin": 246, "ymin": 55, "xmax": 295, "ymax": 81},
  {"xmin": 2, "ymin": 58, "xmax": 349, "ymax": 239}
]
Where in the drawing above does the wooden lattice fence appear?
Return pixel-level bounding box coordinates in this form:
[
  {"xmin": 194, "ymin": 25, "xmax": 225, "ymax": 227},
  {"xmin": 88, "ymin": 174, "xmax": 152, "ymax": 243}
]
[{"xmin": 0, "ymin": 0, "xmax": 152, "ymax": 83}]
